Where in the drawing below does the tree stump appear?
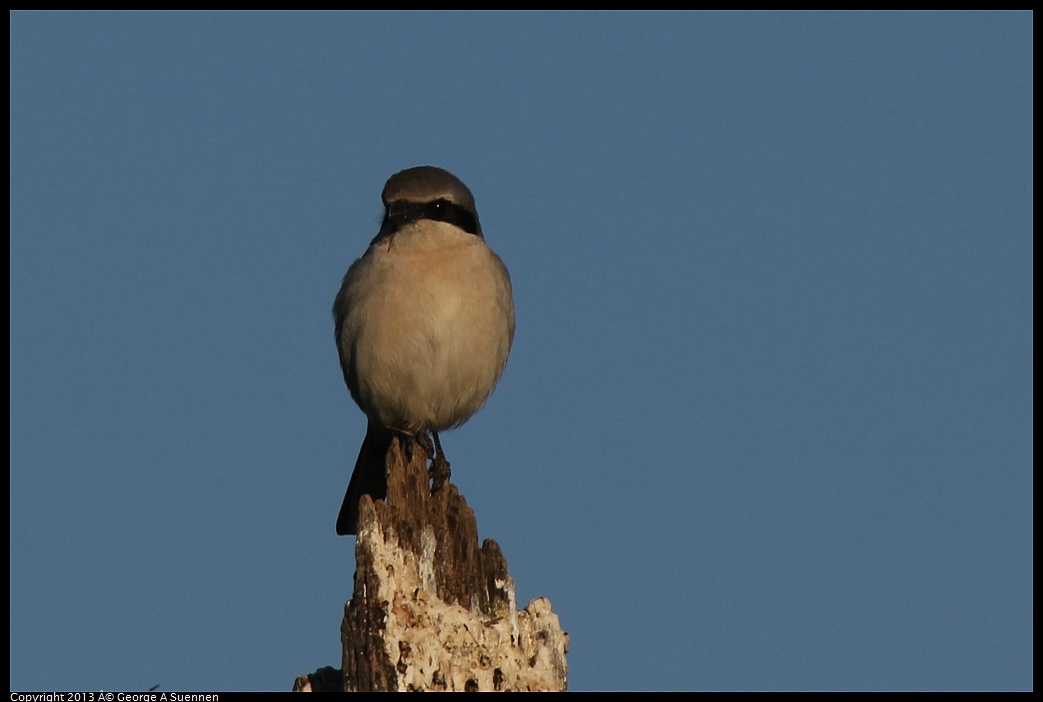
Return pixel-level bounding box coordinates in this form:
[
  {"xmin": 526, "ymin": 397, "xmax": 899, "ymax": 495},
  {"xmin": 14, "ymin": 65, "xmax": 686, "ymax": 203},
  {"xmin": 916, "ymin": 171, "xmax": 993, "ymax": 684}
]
[{"xmin": 303, "ymin": 437, "xmax": 568, "ymax": 692}]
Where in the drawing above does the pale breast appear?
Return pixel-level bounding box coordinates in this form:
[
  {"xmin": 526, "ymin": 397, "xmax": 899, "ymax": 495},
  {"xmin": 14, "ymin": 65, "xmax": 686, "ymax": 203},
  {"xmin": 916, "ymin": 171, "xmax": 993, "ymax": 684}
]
[{"xmin": 336, "ymin": 223, "xmax": 515, "ymax": 432}]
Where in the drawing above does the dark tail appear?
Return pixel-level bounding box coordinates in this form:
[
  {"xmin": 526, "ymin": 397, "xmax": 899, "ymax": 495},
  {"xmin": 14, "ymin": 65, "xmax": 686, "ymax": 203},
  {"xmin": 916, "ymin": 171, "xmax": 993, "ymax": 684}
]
[{"xmin": 336, "ymin": 423, "xmax": 393, "ymax": 535}]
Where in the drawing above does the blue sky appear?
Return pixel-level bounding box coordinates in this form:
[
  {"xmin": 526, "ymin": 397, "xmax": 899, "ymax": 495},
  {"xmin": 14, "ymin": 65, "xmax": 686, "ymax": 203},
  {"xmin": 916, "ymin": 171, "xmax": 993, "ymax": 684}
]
[{"xmin": 9, "ymin": 12, "xmax": 1032, "ymax": 691}]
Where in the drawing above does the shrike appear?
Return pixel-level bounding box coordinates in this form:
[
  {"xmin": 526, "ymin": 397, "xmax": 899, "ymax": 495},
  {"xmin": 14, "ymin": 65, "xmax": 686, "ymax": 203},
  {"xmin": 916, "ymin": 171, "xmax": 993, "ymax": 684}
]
[{"xmin": 333, "ymin": 166, "xmax": 515, "ymax": 536}]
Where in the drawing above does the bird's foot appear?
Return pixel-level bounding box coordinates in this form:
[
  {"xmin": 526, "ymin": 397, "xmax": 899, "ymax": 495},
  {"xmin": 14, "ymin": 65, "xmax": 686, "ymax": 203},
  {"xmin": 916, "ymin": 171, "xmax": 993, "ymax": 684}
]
[
  {"xmin": 429, "ymin": 455, "xmax": 451, "ymax": 493},
  {"xmin": 391, "ymin": 427, "xmax": 428, "ymax": 463},
  {"xmin": 429, "ymin": 432, "xmax": 451, "ymax": 493},
  {"xmin": 393, "ymin": 428, "xmax": 449, "ymax": 493},
  {"xmin": 414, "ymin": 430, "xmax": 435, "ymax": 460}
]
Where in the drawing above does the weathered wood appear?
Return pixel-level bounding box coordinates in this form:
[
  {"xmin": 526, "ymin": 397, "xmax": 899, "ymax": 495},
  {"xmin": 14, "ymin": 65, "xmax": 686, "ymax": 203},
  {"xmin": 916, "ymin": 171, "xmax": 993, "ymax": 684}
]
[{"xmin": 335, "ymin": 437, "xmax": 568, "ymax": 692}]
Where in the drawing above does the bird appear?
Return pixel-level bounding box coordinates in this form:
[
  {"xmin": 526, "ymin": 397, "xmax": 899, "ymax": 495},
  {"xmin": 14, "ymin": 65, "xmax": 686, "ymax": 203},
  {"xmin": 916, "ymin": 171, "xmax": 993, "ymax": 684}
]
[{"xmin": 333, "ymin": 166, "xmax": 515, "ymax": 536}]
